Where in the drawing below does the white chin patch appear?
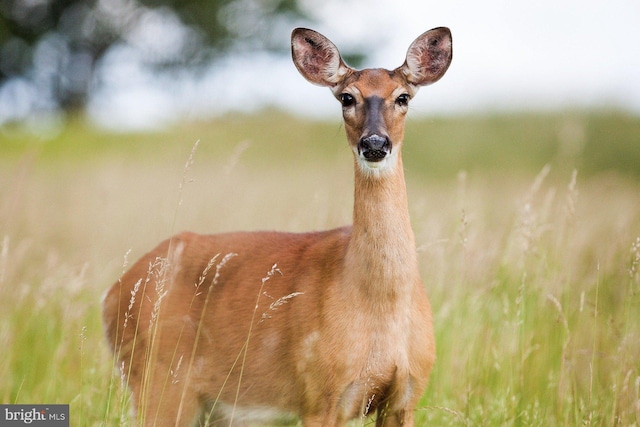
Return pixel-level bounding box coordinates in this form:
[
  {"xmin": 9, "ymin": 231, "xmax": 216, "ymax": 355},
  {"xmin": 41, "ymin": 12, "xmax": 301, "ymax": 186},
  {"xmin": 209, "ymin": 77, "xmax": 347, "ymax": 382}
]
[{"xmin": 357, "ymin": 152, "xmax": 397, "ymax": 177}]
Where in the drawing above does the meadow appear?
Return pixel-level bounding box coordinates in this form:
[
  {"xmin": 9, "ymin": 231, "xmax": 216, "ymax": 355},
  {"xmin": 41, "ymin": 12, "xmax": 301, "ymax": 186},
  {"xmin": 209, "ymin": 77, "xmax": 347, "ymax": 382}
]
[{"xmin": 0, "ymin": 110, "xmax": 639, "ymax": 426}]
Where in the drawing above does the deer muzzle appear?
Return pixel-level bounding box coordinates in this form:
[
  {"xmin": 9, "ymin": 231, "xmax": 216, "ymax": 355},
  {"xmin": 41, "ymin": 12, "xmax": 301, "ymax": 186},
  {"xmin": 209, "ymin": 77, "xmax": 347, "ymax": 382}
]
[{"xmin": 358, "ymin": 134, "xmax": 391, "ymax": 162}]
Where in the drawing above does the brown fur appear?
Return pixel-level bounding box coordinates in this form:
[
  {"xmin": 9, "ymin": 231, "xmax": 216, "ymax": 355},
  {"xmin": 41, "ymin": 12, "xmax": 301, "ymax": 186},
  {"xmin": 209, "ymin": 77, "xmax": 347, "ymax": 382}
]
[{"xmin": 102, "ymin": 27, "xmax": 452, "ymax": 426}]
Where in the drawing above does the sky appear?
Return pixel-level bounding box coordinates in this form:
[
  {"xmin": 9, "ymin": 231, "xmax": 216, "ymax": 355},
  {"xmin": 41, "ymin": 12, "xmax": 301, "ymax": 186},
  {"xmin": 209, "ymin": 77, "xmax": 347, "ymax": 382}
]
[{"xmin": 10, "ymin": 0, "xmax": 640, "ymax": 130}]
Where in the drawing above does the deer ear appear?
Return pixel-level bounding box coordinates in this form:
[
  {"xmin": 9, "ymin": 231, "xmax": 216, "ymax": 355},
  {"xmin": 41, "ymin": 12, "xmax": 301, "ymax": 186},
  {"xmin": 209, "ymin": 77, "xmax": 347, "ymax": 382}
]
[
  {"xmin": 291, "ymin": 28, "xmax": 351, "ymax": 88},
  {"xmin": 400, "ymin": 27, "xmax": 452, "ymax": 87}
]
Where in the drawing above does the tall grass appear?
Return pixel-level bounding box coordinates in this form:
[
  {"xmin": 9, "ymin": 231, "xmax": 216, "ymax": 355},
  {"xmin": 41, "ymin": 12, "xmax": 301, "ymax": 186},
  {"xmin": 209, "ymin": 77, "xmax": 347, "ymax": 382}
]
[
  {"xmin": 415, "ymin": 168, "xmax": 640, "ymax": 425},
  {"xmin": 0, "ymin": 112, "xmax": 638, "ymax": 425}
]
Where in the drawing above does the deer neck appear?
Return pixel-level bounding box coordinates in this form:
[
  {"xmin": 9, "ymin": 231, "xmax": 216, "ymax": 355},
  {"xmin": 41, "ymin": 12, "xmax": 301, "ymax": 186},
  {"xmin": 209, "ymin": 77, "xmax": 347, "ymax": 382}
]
[{"xmin": 345, "ymin": 153, "xmax": 419, "ymax": 300}]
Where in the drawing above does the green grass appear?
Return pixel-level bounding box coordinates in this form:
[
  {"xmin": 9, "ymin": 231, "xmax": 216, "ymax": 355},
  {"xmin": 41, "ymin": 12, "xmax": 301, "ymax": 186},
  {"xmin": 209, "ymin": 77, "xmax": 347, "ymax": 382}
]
[{"xmin": 1, "ymin": 111, "xmax": 639, "ymax": 425}]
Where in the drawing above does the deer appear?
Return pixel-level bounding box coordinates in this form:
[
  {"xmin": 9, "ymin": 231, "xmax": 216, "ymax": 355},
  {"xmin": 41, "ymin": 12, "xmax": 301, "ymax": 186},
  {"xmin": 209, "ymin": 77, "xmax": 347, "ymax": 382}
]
[{"xmin": 102, "ymin": 26, "xmax": 452, "ymax": 427}]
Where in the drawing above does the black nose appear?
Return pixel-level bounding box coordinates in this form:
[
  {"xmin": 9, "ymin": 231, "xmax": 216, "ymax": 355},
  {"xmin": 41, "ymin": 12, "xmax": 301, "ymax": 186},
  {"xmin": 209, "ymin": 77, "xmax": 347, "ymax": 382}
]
[{"xmin": 358, "ymin": 135, "xmax": 390, "ymax": 162}]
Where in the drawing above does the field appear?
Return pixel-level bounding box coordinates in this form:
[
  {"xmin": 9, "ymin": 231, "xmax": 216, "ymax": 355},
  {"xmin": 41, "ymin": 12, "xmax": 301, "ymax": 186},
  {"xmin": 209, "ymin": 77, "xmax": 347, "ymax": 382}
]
[{"xmin": 1, "ymin": 110, "xmax": 639, "ymax": 425}]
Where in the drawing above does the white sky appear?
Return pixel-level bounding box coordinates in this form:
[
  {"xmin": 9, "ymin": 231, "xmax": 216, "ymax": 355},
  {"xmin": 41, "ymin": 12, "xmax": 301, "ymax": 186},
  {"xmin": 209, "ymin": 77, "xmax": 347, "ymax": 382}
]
[{"xmin": 88, "ymin": 0, "xmax": 640, "ymax": 129}]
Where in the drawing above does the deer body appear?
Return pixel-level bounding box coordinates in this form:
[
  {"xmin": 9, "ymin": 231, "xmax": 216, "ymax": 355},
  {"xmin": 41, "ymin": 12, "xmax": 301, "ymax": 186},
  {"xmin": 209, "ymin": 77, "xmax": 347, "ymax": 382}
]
[{"xmin": 102, "ymin": 27, "xmax": 452, "ymax": 426}]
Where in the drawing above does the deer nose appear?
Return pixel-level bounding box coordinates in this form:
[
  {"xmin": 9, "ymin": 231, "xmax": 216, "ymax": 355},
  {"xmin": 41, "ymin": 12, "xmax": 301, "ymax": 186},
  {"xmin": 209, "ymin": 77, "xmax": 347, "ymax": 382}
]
[{"xmin": 358, "ymin": 134, "xmax": 390, "ymax": 162}]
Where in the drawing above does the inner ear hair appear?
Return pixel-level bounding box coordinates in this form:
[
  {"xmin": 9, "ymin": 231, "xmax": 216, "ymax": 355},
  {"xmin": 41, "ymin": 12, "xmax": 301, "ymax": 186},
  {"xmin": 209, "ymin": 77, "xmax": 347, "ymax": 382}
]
[{"xmin": 402, "ymin": 27, "xmax": 452, "ymax": 87}]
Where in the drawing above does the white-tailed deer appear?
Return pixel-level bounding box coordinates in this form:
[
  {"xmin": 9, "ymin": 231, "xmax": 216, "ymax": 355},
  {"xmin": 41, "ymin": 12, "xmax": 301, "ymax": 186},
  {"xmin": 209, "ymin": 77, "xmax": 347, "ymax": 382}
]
[{"xmin": 102, "ymin": 27, "xmax": 452, "ymax": 426}]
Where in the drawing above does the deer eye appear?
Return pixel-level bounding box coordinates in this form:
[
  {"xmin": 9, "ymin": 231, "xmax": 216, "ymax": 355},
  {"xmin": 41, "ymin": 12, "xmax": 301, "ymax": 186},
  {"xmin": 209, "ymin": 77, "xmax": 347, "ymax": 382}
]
[
  {"xmin": 395, "ymin": 93, "xmax": 410, "ymax": 107},
  {"xmin": 339, "ymin": 93, "xmax": 355, "ymax": 107}
]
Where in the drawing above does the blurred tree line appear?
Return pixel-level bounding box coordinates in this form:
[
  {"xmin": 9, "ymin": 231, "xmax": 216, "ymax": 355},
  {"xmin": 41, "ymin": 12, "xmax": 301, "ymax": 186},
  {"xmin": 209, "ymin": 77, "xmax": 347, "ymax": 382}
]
[{"xmin": 0, "ymin": 0, "xmax": 308, "ymax": 116}]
